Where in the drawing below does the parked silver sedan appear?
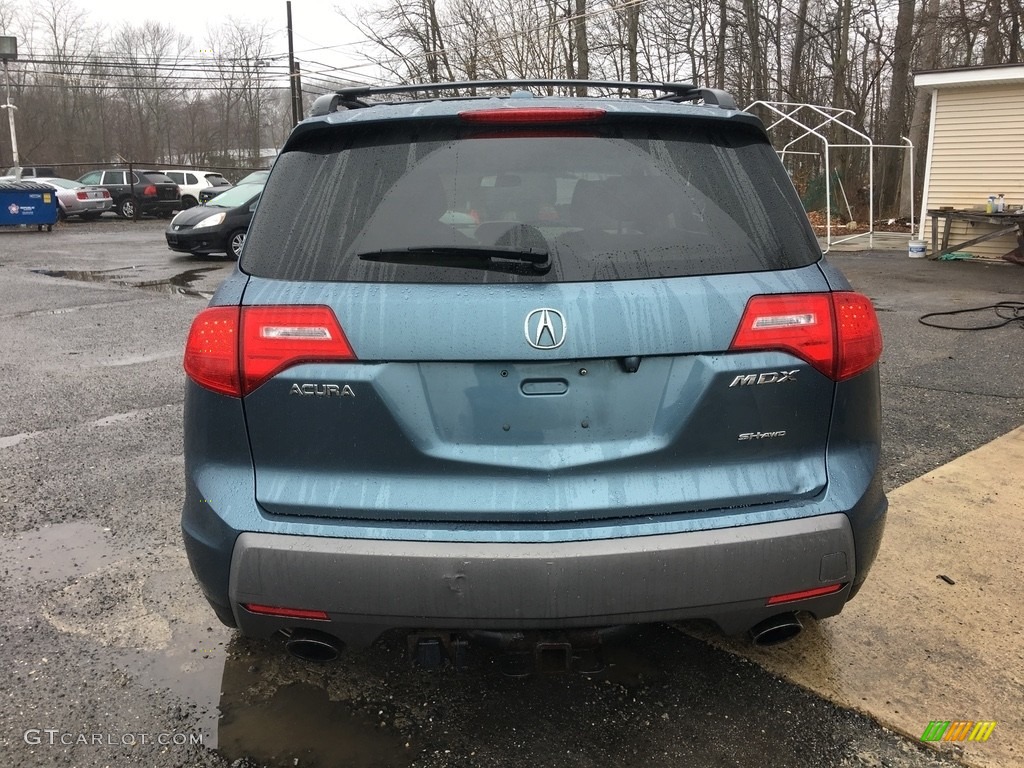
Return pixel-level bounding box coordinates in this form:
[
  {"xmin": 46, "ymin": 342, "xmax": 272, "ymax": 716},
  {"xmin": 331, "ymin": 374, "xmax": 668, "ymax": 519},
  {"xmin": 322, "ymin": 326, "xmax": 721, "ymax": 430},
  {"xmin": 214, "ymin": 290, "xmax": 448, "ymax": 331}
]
[{"xmin": 34, "ymin": 177, "xmax": 113, "ymax": 220}]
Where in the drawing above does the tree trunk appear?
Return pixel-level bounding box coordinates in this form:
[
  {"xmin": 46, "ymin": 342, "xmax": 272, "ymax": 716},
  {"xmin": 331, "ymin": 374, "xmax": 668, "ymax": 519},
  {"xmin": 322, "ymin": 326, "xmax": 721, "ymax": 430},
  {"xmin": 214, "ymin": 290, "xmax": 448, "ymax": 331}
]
[
  {"xmin": 879, "ymin": 0, "xmax": 916, "ymax": 216},
  {"xmin": 626, "ymin": 0, "xmax": 640, "ymax": 95},
  {"xmin": 904, "ymin": 0, "xmax": 941, "ymax": 219},
  {"xmin": 574, "ymin": 0, "xmax": 589, "ymax": 95},
  {"xmin": 786, "ymin": 0, "xmax": 810, "ymax": 101},
  {"xmin": 982, "ymin": 0, "xmax": 1002, "ymax": 65},
  {"xmin": 715, "ymin": 0, "xmax": 727, "ymax": 90}
]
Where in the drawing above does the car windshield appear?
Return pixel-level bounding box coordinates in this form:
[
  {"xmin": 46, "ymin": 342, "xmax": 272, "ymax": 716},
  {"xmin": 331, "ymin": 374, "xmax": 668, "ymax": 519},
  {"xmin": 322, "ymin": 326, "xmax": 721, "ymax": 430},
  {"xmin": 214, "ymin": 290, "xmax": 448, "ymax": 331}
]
[
  {"xmin": 207, "ymin": 183, "xmax": 263, "ymax": 208},
  {"xmin": 237, "ymin": 170, "xmax": 269, "ymax": 185},
  {"xmin": 243, "ymin": 119, "xmax": 820, "ymax": 284}
]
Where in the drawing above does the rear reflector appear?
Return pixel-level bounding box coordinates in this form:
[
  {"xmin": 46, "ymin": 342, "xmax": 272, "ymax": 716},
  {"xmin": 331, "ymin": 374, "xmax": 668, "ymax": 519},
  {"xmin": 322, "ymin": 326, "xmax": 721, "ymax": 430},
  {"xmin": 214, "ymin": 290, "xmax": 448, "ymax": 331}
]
[
  {"xmin": 459, "ymin": 107, "xmax": 605, "ymax": 124},
  {"xmin": 730, "ymin": 292, "xmax": 881, "ymax": 381},
  {"xmin": 184, "ymin": 305, "xmax": 355, "ymax": 397},
  {"xmin": 766, "ymin": 583, "xmax": 845, "ymax": 606},
  {"xmin": 242, "ymin": 603, "xmax": 330, "ymax": 621}
]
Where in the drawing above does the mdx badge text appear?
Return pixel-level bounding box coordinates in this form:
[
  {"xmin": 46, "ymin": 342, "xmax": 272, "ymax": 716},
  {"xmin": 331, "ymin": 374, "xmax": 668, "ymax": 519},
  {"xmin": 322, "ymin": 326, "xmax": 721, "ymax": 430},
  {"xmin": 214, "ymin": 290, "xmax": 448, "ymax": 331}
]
[{"xmin": 729, "ymin": 370, "xmax": 798, "ymax": 387}]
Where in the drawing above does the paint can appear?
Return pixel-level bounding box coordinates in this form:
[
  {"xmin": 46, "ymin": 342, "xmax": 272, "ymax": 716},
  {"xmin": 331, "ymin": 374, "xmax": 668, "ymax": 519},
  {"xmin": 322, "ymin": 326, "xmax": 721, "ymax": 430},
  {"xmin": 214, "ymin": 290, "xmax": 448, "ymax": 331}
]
[{"xmin": 908, "ymin": 239, "xmax": 926, "ymax": 259}]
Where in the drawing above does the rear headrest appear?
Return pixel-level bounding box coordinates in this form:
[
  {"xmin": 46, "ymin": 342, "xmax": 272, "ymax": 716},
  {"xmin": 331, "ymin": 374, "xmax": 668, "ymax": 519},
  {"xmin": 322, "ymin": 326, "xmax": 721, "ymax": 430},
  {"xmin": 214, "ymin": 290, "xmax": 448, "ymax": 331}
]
[{"xmin": 570, "ymin": 179, "xmax": 619, "ymax": 229}]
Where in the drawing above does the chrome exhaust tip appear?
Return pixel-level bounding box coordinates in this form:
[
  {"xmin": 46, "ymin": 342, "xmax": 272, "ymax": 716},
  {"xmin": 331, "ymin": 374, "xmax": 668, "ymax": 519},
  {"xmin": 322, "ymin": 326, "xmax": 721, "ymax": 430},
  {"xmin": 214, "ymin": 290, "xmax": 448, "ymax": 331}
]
[
  {"xmin": 749, "ymin": 613, "xmax": 803, "ymax": 647},
  {"xmin": 284, "ymin": 628, "xmax": 344, "ymax": 662}
]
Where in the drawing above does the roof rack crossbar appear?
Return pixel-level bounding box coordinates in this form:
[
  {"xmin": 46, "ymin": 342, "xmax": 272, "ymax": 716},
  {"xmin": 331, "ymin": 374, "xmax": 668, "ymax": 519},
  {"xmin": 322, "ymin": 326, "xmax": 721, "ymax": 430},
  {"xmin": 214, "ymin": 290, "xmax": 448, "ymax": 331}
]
[
  {"xmin": 309, "ymin": 80, "xmax": 738, "ymax": 117},
  {"xmin": 655, "ymin": 87, "xmax": 737, "ymax": 110}
]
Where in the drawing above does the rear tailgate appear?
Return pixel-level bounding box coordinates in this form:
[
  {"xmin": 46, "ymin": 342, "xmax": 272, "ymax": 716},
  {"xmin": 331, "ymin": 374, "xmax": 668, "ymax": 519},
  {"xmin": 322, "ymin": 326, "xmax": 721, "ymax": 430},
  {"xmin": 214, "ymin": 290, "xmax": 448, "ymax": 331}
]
[{"xmin": 241, "ymin": 266, "xmax": 834, "ymax": 523}]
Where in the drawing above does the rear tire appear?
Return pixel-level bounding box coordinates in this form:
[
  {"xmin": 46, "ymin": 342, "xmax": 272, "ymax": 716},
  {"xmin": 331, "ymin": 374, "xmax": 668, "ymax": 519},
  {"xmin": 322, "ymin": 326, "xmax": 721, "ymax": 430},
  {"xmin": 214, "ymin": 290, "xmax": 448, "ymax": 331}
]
[
  {"xmin": 181, "ymin": 195, "xmax": 198, "ymax": 209},
  {"xmin": 81, "ymin": 211, "xmax": 102, "ymax": 221},
  {"xmin": 118, "ymin": 197, "xmax": 137, "ymax": 219}
]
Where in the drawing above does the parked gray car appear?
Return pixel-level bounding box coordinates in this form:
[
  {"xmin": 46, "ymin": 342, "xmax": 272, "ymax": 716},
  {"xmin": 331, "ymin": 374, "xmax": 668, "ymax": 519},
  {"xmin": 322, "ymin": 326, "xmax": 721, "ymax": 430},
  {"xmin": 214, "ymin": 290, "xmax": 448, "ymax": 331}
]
[
  {"xmin": 182, "ymin": 80, "xmax": 886, "ymax": 662},
  {"xmin": 33, "ymin": 177, "xmax": 112, "ymax": 220}
]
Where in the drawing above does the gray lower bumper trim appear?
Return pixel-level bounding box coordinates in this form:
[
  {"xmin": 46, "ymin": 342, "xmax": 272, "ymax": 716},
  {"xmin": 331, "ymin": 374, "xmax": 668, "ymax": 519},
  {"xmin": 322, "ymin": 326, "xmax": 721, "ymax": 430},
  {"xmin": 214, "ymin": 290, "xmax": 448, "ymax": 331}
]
[{"xmin": 230, "ymin": 514, "xmax": 854, "ymax": 634}]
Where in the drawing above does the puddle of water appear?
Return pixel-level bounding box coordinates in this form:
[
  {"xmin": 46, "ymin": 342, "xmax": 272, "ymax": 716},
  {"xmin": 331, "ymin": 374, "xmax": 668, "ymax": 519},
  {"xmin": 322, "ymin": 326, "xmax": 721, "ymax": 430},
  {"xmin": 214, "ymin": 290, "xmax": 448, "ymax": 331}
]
[
  {"xmin": 3, "ymin": 523, "xmax": 230, "ymax": 746},
  {"xmin": 2, "ymin": 521, "xmax": 115, "ymax": 583},
  {"xmin": 218, "ymin": 667, "xmax": 414, "ymax": 768},
  {"xmin": 33, "ymin": 266, "xmax": 219, "ymax": 299}
]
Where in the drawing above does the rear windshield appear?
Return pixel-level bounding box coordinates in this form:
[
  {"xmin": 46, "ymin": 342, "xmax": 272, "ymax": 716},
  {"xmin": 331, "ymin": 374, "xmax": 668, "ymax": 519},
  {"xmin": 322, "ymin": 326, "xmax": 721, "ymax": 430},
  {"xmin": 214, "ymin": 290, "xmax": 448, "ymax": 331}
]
[{"xmin": 243, "ymin": 118, "xmax": 820, "ymax": 283}]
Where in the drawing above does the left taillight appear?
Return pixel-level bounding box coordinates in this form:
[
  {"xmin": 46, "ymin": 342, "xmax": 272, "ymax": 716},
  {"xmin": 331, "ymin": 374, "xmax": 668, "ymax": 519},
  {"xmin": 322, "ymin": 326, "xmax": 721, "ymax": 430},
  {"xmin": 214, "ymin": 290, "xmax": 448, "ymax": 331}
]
[
  {"xmin": 729, "ymin": 292, "xmax": 882, "ymax": 382},
  {"xmin": 184, "ymin": 306, "xmax": 240, "ymax": 396},
  {"xmin": 184, "ymin": 305, "xmax": 355, "ymax": 397}
]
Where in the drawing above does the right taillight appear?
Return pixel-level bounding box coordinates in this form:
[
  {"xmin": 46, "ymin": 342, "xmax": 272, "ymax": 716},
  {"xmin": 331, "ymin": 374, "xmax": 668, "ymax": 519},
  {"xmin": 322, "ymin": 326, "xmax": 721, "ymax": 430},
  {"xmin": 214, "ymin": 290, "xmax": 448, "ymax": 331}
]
[
  {"xmin": 730, "ymin": 292, "xmax": 881, "ymax": 381},
  {"xmin": 184, "ymin": 305, "xmax": 356, "ymax": 397}
]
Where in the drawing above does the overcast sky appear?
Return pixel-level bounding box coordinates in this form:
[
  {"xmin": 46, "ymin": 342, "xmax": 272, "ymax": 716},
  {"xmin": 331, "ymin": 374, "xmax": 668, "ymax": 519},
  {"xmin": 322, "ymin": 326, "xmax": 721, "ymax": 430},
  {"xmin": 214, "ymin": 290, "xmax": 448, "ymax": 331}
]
[{"xmin": 44, "ymin": 1, "xmax": 377, "ymax": 86}]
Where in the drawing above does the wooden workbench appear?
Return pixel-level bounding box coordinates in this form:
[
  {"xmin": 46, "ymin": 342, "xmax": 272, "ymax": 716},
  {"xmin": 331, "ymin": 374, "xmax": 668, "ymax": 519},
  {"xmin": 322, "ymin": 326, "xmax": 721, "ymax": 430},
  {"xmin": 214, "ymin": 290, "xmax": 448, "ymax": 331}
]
[{"xmin": 927, "ymin": 208, "xmax": 1024, "ymax": 263}]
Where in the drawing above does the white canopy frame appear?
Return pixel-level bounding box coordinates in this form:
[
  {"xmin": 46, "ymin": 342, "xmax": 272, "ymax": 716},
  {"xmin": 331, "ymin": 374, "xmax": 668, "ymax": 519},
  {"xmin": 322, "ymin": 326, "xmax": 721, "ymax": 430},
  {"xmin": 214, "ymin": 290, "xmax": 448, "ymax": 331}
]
[{"xmin": 743, "ymin": 101, "xmax": 914, "ymax": 253}]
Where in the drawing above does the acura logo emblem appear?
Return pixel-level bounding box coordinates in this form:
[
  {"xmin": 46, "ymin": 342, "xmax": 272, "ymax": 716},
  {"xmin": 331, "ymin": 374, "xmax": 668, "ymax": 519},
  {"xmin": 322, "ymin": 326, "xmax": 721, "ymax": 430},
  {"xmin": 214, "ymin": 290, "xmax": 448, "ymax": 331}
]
[{"xmin": 524, "ymin": 308, "xmax": 566, "ymax": 349}]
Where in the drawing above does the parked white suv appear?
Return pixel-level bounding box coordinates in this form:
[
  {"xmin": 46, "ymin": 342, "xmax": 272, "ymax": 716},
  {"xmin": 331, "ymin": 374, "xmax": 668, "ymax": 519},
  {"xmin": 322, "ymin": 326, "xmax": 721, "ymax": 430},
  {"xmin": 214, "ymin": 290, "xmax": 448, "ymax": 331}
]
[{"xmin": 160, "ymin": 169, "xmax": 231, "ymax": 209}]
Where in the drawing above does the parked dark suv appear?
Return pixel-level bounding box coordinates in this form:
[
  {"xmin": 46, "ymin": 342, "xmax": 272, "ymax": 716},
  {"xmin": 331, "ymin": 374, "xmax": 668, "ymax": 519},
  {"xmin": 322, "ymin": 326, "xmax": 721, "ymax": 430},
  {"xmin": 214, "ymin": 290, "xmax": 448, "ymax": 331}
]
[
  {"xmin": 182, "ymin": 80, "xmax": 886, "ymax": 661},
  {"xmin": 77, "ymin": 169, "xmax": 180, "ymax": 218}
]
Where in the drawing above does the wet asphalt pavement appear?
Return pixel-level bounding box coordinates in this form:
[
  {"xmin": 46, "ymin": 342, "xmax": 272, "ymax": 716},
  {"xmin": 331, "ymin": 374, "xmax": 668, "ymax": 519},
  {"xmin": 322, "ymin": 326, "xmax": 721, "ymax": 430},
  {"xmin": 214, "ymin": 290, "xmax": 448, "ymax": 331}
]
[{"xmin": 1, "ymin": 216, "xmax": 1021, "ymax": 768}]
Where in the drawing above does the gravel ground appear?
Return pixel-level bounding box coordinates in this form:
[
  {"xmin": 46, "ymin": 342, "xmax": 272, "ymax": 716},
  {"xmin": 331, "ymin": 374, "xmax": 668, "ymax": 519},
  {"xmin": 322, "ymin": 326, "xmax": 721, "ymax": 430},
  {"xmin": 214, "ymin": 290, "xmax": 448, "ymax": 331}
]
[{"xmin": 1, "ymin": 224, "xmax": 1019, "ymax": 768}]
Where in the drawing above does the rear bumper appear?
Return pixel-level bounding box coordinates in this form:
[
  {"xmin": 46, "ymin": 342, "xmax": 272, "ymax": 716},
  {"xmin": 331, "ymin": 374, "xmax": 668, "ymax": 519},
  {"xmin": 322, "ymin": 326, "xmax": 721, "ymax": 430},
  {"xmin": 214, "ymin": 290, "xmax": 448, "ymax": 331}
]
[
  {"xmin": 141, "ymin": 198, "xmax": 180, "ymax": 215},
  {"xmin": 226, "ymin": 513, "xmax": 857, "ymax": 647},
  {"xmin": 65, "ymin": 200, "xmax": 112, "ymax": 215}
]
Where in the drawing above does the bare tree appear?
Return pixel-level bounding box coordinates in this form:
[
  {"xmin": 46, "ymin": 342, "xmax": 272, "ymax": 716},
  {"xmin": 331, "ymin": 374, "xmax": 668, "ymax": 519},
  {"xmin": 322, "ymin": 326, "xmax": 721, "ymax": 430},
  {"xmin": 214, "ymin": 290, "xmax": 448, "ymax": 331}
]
[{"xmin": 877, "ymin": 0, "xmax": 915, "ymax": 216}]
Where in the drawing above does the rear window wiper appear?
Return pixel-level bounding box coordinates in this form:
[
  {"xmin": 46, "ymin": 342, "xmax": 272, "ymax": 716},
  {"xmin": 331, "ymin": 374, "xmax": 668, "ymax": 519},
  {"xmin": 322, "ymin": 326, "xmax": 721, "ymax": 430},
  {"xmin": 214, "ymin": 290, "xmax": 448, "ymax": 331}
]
[{"xmin": 358, "ymin": 245, "xmax": 551, "ymax": 271}]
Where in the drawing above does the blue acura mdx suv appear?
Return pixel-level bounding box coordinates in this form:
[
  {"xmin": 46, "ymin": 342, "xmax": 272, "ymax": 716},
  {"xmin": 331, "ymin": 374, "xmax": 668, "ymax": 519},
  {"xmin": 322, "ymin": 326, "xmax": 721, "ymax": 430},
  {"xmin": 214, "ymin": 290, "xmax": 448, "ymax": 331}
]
[{"xmin": 181, "ymin": 80, "xmax": 885, "ymax": 660}]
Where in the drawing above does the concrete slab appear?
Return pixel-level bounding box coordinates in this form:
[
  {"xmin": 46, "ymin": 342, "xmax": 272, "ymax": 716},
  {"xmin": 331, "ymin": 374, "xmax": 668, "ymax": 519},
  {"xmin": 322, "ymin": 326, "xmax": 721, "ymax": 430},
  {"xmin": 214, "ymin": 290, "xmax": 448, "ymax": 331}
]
[{"xmin": 684, "ymin": 424, "xmax": 1024, "ymax": 768}]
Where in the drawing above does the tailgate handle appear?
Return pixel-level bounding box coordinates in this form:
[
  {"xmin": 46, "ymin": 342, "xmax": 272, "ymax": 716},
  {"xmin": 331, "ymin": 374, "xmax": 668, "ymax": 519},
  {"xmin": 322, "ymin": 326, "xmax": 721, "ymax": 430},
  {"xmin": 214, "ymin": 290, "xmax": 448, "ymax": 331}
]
[{"xmin": 521, "ymin": 378, "xmax": 568, "ymax": 396}]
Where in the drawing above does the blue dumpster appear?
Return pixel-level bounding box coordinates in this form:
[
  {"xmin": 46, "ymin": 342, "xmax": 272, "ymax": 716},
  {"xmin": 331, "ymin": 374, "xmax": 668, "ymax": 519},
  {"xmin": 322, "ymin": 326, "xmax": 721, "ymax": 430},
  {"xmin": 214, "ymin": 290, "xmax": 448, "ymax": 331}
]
[{"xmin": 0, "ymin": 182, "xmax": 60, "ymax": 231}]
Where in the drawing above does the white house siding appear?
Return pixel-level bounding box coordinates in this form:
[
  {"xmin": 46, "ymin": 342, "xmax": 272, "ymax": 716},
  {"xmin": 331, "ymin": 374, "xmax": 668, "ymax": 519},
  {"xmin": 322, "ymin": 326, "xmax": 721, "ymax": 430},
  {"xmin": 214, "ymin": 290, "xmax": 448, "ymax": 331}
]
[{"xmin": 921, "ymin": 81, "xmax": 1024, "ymax": 260}]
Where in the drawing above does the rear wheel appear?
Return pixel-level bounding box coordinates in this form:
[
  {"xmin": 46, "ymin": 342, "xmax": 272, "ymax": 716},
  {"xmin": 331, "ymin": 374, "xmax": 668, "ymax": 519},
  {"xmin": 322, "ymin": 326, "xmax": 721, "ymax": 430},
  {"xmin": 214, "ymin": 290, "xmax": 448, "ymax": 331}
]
[
  {"xmin": 228, "ymin": 229, "xmax": 246, "ymax": 259},
  {"xmin": 81, "ymin": 211, "xmax": 102, "ymax": 221},
  {"xmin": 182, "ymin": 195, "xmax": 198, "ymax": 209},
  {"xmin": 117, "ymin": 197, "xmax": 137, "ymax": 219}
]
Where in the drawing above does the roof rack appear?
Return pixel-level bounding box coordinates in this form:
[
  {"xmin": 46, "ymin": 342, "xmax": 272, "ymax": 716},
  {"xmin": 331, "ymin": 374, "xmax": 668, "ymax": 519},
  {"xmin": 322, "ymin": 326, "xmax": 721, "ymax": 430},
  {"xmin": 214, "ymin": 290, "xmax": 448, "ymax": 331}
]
[{"xmin": 309, "ymin": 79, "xmax": 737, "ymax": 116}]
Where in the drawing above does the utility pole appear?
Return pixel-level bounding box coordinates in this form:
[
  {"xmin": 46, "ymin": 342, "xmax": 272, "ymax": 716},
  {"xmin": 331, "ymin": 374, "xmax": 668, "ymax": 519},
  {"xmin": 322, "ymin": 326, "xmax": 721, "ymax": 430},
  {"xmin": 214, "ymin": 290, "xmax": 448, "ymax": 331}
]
[
  {"xmin": 287, "ymin": 1, "xmax": 299, "ymax": 126},
  {"xmin": 0, "ymin": 36, "xmax": 19, "ymax": 179}
]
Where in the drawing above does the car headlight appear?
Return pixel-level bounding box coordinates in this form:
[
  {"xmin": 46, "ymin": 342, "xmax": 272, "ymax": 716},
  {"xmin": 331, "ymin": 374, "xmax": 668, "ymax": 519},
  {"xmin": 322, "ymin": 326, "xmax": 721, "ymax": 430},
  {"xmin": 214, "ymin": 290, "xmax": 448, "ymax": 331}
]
[{"xmin": 194, "ymin": 212, "xmax": 226, "ymax": 229}]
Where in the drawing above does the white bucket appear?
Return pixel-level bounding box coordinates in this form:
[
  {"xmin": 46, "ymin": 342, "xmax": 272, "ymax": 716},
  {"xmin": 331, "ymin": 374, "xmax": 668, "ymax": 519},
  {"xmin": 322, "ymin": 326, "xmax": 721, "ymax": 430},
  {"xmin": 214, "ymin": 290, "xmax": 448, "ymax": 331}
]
[{"xmin": 908, "ymin": 239, "xmax": 926, "ymax": 259}]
